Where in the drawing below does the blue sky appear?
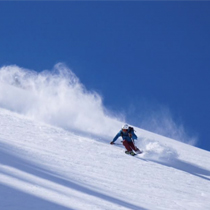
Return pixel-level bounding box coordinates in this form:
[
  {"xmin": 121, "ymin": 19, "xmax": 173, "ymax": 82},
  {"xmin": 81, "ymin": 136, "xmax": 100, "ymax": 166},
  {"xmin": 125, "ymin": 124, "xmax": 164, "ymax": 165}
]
[{"xmin": 0, "ymin": 2, "xmax": 210, "ymax": 151}]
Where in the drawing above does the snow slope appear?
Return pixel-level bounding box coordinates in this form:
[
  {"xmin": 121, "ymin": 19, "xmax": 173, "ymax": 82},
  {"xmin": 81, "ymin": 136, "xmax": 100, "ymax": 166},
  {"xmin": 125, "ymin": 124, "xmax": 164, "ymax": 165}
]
[
  {"xmin": 0, "ymin": 107, "xmax": 210, "ymax": 210},
  {"xmin": 0, "ymin": 65, "xmax": 210, "ymax": 209}
]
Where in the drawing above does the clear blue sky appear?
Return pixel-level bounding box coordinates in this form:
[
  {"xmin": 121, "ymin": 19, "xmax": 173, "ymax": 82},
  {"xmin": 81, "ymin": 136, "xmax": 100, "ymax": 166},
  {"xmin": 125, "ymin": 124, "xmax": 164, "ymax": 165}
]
[{"xmin": 1, "ymin": 2, "xmax": 210, "ymax": 151}]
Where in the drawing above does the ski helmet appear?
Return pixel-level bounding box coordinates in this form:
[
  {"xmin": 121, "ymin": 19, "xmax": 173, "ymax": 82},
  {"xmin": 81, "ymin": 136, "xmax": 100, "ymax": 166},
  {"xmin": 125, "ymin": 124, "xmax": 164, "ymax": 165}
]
[{"xmin": 122, "ymin": 124, "xmax": 129, "ymax": 130}]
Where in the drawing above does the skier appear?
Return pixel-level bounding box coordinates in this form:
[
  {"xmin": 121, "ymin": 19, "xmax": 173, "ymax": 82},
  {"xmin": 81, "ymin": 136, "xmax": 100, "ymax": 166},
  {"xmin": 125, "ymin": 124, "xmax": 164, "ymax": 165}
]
[{"xmin": 110, "ymin": 124, "xmax": 142, "ymax": 156}]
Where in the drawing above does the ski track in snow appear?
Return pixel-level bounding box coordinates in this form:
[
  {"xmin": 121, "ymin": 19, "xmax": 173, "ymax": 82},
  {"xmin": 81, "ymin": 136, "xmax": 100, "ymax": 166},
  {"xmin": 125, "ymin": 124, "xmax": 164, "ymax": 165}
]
[{"xmin": 0, "ymin": 108, "xmax": 210, "ymax": 210}]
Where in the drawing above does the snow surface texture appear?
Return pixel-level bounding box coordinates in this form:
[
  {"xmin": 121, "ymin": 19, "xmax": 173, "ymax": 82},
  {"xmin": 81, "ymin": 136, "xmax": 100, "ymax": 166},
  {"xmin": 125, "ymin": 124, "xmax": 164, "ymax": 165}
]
[
  {"xmin": 1, "ymin": 108, "xmax": 210, "ymax": 210},
  {"xmin": 0, "ymin": 65, "xmax": 210, "ymax": 209}
]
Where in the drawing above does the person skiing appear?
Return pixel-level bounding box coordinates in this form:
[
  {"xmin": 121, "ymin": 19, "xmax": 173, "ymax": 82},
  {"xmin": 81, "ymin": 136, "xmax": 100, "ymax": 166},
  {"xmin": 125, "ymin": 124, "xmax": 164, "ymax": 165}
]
[{"xmin": 110, "ymin": 124, "xmax": 142, "ymax": 156}]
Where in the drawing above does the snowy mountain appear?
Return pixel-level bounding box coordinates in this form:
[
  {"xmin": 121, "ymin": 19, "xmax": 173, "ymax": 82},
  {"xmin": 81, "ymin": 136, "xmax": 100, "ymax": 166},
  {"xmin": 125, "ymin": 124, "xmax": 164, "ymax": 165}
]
[
  {"xmin": 0, "ymin": 65, "xmax": 210, "ymax": 210},
  {"xmin": 1, "ymin": 108, "xmax": 210, "ymax": 210}
]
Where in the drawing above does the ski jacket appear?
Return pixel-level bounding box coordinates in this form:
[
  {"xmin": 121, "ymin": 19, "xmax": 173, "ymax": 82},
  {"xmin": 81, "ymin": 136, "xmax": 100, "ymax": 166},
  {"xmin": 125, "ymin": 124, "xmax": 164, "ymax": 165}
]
[{"xmin": 112, "ymin": 128, "xmax": 137, "ymax": 143}]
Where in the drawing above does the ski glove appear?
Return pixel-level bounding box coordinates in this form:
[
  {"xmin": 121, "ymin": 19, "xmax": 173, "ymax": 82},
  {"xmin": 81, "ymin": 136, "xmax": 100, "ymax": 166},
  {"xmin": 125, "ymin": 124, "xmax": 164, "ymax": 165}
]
[{"xmin": 110, "ymin": 141, "xmax": 114, "ymax": 145}]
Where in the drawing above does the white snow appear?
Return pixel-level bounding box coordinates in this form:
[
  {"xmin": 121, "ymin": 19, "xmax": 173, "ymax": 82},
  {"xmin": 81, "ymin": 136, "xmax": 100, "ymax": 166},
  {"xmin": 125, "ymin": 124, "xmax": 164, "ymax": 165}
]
[
  {"xmin": 0, "ymin": 108, "xmax": 210, "ymax": 210},
  {"xmin": 0, "ymin": 65, "xmax": 210, "ymax": 210}
]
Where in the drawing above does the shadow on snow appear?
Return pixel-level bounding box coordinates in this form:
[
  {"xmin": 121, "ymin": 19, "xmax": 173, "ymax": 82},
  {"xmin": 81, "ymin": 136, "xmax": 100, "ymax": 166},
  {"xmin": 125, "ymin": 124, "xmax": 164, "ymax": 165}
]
[
  {"xmin": 152, "ymin": 158, "xmax": 210, "ymax": 182},
  {"xmin": 0, "ymin": 183, "xmax": 70, "ymax": 210},
  {"xmin": 0, "ymin": 142, "xmax": 148, "ymax": 210}
]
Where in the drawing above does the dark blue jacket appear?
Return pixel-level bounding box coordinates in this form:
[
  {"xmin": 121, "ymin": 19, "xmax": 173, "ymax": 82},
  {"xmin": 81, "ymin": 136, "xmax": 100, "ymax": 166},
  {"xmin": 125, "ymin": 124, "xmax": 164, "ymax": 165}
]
[{"xmin": 112, "ymin": 128, "xmax": 137, "ymax": 143}]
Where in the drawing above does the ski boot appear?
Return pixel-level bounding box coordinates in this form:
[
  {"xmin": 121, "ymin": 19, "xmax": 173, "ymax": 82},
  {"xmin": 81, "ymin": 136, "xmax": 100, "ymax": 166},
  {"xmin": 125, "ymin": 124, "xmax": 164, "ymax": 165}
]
[{"xmin": 125, "ymin": 151, "xmax": 136, "ymax": 156}]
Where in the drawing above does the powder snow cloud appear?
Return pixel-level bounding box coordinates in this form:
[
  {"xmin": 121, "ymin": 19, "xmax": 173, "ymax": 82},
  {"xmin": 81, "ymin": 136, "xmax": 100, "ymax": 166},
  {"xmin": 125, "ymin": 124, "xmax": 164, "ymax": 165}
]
[
  {"xmin": 0, "ymin": 63, "xmax": 197, "ymax": 145},
  {"xmin": 0, "ymin": 63, "xmax": 122, "ymax": 138}
]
